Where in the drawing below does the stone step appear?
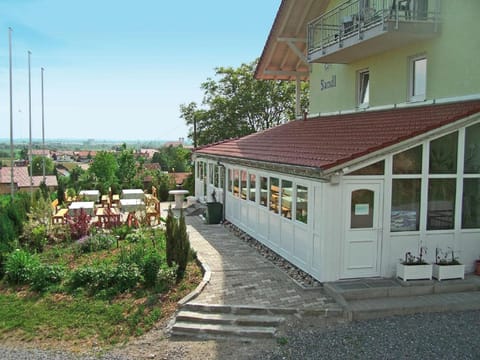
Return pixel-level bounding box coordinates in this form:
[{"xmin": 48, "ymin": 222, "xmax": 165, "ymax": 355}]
[
  {"xmin": 326, "ymin": 279, "xmax": 480, "ymax": 301},
  {"xmin": 176, "ymin": 310, "xmax": 285, "ymax": 327},
  {"xmin": 172, "ymin": 321, "xmax": 277, "ymax": 338},
  {"xmin": 182, "ymin": 302, "xmax": 296, "ymax": 315},
  {"xmin": 347, "ymin": 290, "xmax": 480, "ymax": 321}
]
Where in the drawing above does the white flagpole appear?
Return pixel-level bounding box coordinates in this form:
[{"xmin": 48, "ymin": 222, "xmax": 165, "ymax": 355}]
[
  {"xmin": 28, "ymin": 50, "xmax": 33, "ymax": 197},
  {"xmin": 9, "ymin": 27, "xmax": 14, "ymax": 199},
  {"xmin": 41, "ymin": 67, "xmax": 45, "ymax": 182}
]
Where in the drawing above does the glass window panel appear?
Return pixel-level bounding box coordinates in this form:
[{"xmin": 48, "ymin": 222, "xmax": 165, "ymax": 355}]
[
  {"xmin": 269, "ymin": 177, "xmax": 279, "ymax": 213},
  {"xmin": 349, "ymin": 161, "xmax": 385, "ymax": 175},
  {"xmin": 296, "ymin": 185, "xmax": 308, "ymax": 224},
  {"xmin": 233, "ymin": 170, "xmax": 239, "ymax": 197},
  {"xmin": 260, "ymin": 177, "xmax": 268, "ymax": 207},
  {"xmin": 391, "ymin": 179, "xmax": 421, "ymax": 232},
  {"xmin": 462, "ymin": 179, "xmax": 480, "ymax": 229},
  {"xmin": 429, "ymin": 132, "xmax": 458, "ymax": 174},
  {"xmin": 248, "ymin": 174, "xmax": 256, "ymax": 202},
  {"xmin": 393, "ymin": 146, "xmax": 422, "ymax": 174},
  {"xmin": 351, "ymin": 189, "xmax": 374, "ymax": 228},
  {"xmin": 196, "ymin": 162, "xmax": 202, "ymax": 179},
  {"xmin": 358, "ymin": 70, "xmax": 369, "ymax": 107},
  {"xmin": 464, "ymin": 122, "xmax": 480, "ymax": 174},
  {"xmin": 209, "ymin": 164, "xmax": 214, "ymax": 185},
  {"xmin": 413, "ymin": 58, "xmax": 427, "ymax": 98},
  {"xmin": 213, "ymin": 165, "xmax": 219, "ymax": 187},
  {"xmin": 227, "ymin": 169, "xmax": 232, "ymax": 193},
  {"xmin": 219, "ymin": 167, "xmax": 224, "ymax": 188},
  {"xmin": 240, "ymin": 170, "xmax": 247, "ymax": 200},
  {"xmin": 427, "ymin": 179, "xmax": 456, "ymax": 230},
  {"xmin": 281, "ymin": 180, "xmax": 293, "ymax": 219}
]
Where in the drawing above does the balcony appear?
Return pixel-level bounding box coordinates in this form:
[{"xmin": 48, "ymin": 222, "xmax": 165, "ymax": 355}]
[{"xmin": 307, "ymin": 0, "xmax": 441, "ymax": 64}]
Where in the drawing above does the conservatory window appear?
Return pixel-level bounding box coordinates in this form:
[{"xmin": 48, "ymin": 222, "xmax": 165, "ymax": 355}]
[
  {"xmin": 281, "ymin": 180, "xmax": 292, "ymax": 219},
  {"xmin": 227, "ymin": 169, "xmax": 232, "ymax": 193},
  {"xmin": 391, "ymin": 179, "xmax": 421, "ymax": 231},
  {"xmin": 393, "ymin": 145, "xmax": 422, "ymax": 174},
  {"xmin": 260, "ymin": 177, "xmax": 268, "ymax": 207},
  {"xmin": 464, "ymin": 122, "xmax": 480, "ymax": 174},
  {"xmin": 462, "ymin": 179, "xmax": 480, "ymax": 229},
  {"xmin": 429, "ymin": 132, "xmax": 458, "ymax": 174},
  {"xmin": 248, "ymin": 174, "xmax": 256, "ymax": 202},
  {"xmin": 269, "ymin": 177, "xmax": 279, "ymax": 213},
  {"xmin": 427, "ymin": 179, "xmax": 456, "ymax": 230},
  {"xmin": 233, "ymin": 170, "xmax": 239, "ymax": 197},
  {"xmin": 240, "ymin": 170, "xmax": 247, "ymax": 200},
  {"xmin": 296, "ymin": 185, "xmax": 308, "ymax": 224}
]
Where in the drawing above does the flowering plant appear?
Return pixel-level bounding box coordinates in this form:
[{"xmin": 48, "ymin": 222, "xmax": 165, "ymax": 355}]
[
  {"xmin": 402, "ymin": 246, "xmax": 428, "ymax": 265},
  {"xmin": 435, "ymin": 247, "xmax": 461, "ymax": 265}
]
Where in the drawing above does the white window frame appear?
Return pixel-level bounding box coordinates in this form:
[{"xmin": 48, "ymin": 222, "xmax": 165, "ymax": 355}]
[
  {"xmin": 409, "ymin": 55, "xmax": 427, "ymax": 103},
  {"xmin": 357, "ymin": 69, "xmax": 370, "ymax": 109}
]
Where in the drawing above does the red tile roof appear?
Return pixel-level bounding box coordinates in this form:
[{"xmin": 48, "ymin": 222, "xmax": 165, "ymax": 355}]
[
  {"xmin": 0, "ymin": 166, "xmax": 30, "ymax": 187},
  {"xmin": 195, "ymin": 100, "xmax": 480, "ymax": 171},
  {"xmin": 0, "ymin": 167, "xmax": 58, "ymax": 188}
]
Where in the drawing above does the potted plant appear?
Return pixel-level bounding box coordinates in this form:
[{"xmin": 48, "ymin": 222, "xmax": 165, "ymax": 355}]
[
  {"xmin": 396, "ymin": 246, "xmax": 432, "ymax": 281},
  {"xmin": 432, "ymin": 247, "xmax": 465, "ymax": 281},
  {"xmin": 476, "ymin": 257, "xmax": 480, "ymax": 276}
]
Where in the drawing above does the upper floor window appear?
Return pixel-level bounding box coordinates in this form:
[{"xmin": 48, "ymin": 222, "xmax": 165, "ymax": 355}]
[
  {"xmin": 410, "ymin": 56, "xmax": 427, "ymax": 102},
  {"xmin": 357, "ymin": 69, "xmax": 370, "ymax": 108}
]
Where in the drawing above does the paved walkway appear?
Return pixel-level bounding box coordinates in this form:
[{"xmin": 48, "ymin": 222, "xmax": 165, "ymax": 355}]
[{"xmin": 185, "ymin": 214, "xmax": 339, "ymax": 311}]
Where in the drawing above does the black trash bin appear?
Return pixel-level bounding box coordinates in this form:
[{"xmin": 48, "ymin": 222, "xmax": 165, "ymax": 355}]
[{"xmin": 206, "ymin": 202, "xmax": 223, "ymax": 224}]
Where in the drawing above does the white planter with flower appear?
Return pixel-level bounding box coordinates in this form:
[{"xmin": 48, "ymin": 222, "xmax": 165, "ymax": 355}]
[
  {"xmin": 397, "ymin": 263, "xmax": 432, "ymax": 281},
  {"xmin": 396, "ymin": 247, "xmax": 432, "ymax": 281},
  {"xmin": 432, "ymin": 247, "xmax": 465, "ymax": 281}
]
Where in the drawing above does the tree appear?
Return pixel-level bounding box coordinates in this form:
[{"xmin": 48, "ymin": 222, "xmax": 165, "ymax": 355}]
[
  {"xmin": 151, "ymin": 146, "xmax": 191, "ymax": 173},
  {"xmin": 31, "ymin": 156, "xmax": 54, "ymax": 176},
  {"xmin": 180, "ymin": 59, "xmax": 309, "ymax": 146},
  {"xmin": 87, "ymin": 151, "xmax": 118, "ymax": 193},
  {"xmin": 116, "ymin": 144, "xmax": 137, "ymax": 189}
]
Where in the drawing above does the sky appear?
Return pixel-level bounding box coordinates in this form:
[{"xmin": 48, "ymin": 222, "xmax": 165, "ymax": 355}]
[{"xmin": 0, "ymin": 0, "xmax": 280, "ymax": 142}]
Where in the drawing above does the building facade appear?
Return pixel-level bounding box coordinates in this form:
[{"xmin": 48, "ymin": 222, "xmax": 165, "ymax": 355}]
[{"xmin": 193, "ymin": 0, "xmax": 480, "ymax": 282}]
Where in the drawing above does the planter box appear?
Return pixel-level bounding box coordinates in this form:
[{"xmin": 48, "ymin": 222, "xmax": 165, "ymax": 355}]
[
  {"xmin": 432, "ymin": 264, "xmax": 465, "ymax": 281},
  {"xmin": 396, "ymin": 263, "xmax": 432, "ymax": 281}
]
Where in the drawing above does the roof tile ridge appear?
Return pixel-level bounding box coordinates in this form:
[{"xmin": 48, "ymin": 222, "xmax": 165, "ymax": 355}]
[{"xmin": 195, "ymin": 137, "xmax": 238, "ymax": 151}]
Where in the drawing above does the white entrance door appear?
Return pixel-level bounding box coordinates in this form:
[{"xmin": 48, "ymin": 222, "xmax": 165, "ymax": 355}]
[{"xmin": 342, "ymin": 182, "xmax": 382, "ymax": 278}]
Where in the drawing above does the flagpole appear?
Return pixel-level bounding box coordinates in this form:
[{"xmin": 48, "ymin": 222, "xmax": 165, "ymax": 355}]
[
  {"xmin": 9, "ymin": 27, "xmax": 14, "ymax": 199},
  {"xmin": 41, "ymin": 67, "xmax": 45, "ymax": 183},
  {"xmin": 28, "ymin": 50, "xmax": 33, "ymax": 197}
]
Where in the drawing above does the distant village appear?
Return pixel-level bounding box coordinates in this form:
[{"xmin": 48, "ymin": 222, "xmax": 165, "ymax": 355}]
[{"xmin": 0, "ymin": 137, "xmax": 193, "ymax": 196}]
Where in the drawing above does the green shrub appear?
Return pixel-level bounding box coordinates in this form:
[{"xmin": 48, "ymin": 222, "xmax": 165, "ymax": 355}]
[
  {"xmin": 68, "ymin": 265, "xmax": 99, "ymax": 291},
  {"xmin": 31, "ymin": 225, "xmax": 48, "ymax": 252},
  {"xmin": 175, "ymin": 211, "xmax": 190, "ymax": 280},
  {"xmin": 114, "ymin": 263, "xmax": 142, "ymax": 292},
  {"xmin": 165, "ymin": 206, "xmax": 176, "ymax": 267},
  {"xmin": 125, "ymin": 230, "xmax": 148, "ymax": 243},
  {"xmin": 29, "ymin": 264, "xmax": 65, "ymax": 292},
  {"xmin": 142, "ymin": 250, "xmax": 163, "ymax": 288},
  {"xmin": 156, "ymin": 263, "xmax": 178, "ymax": 292},
  {"xmin": 75, "ymin": 233, "xmax": 116, "ymax": 253},
  {"xmin": 112, "ymin": 224, "xmax": 134, "ymax": 240},
  {"xmin": 4, "ymin": 249, "xmax": 40, "ymax": 285},
  {"xmin": 68, "ymin": 263, "xmax": 142, "ymax": 295}
]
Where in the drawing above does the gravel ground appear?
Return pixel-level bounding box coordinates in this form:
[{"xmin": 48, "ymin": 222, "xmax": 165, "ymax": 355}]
[
  {"xmin": 1, "ymin": 310, "xmax": 479, "ymax": 359},
  {"xmin": 263, "ymin": 310, "xmax": 480, "ymax": 360}
]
